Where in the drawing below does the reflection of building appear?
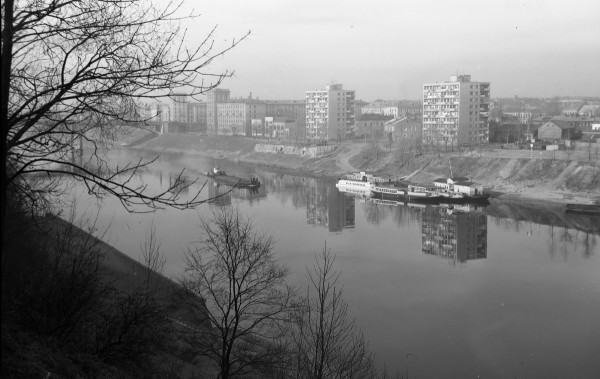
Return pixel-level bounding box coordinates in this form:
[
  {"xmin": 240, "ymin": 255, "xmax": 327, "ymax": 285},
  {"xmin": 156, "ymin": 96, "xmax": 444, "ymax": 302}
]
[
  {"xmin": 306, "ymin": 181, "xmax": 329, "ymax": 228},
  {"xmin": 168, "ymin": 174, "xmax": 190, "ymax": 195},
  {"xmin": 305, "ymin": 181, "xmax": 355, "ymax": 232},
  {"xmin": 422, "ymin": 205, "xmax": 487, "ymax": 263},
  {"xmin": 328, "ymin": 185, "xmax": 355, "ymax": 232},
  {"xmin": 207, "ymin": 181, "xmax": 232, "ymax": 206}
]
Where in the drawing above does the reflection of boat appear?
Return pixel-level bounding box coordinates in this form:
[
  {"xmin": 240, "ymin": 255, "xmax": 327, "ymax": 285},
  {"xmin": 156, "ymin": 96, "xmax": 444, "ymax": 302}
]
[
  {"xmin": 336, "ymin": 185, "xmax": 372, "ymax": 198},
  {"xmin": 206, "ymin": 167, "xmax": 260, "ymax": 189},
  {"xmin": 565, "ymin": 203, "xmax": 600, "ymax": 215},
  {"xmin": 371, "ymin": 181, "xmax": 441, "ymax": 203},
  {"xmin": 371, "ymin": 198, "xmax": 427, "ymax": 208}
]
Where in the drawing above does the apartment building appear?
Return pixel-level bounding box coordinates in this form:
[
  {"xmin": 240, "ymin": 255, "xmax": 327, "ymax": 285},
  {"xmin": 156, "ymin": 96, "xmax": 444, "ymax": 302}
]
[
  {"xmin": 306, "ymin": 84, "xmax": 355, "ymax": 142},
  {"xmin": 206, "ymin": 88, "xmax": 231, "ymax": 135},
  {"xmin": 423, "ymin": 75, "xmax": 490, "ymax": 146},
  {"xmin": 265, "ymin": 100, "xmax": 306, "ymax": 141},
  {"xmin": 171, "ymin": 93, "xmax": 188, "ymax": 123},
  {"xmin": 216, "ymin": 99, "xmax": 266, "ymax": 136}
]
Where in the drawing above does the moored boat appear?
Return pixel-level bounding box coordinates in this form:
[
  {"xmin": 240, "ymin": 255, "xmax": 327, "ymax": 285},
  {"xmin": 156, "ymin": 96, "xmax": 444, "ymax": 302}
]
[
  {"xmin": 432, "ymin": 177, "xmax": 490, "ymax": 205},
  {"xmin": 371, "ymin": 181, "xmax": 441, "ymax": 203},
  {"xmin": 565, "ymin": 203, "xmax": 600, "ymax": 215},
  {"xmin": 206, "ymin": 167, "xmax": 260, "ymax": 189},
  {"xmin": 335, "ymin": 171, "xmax": 385, "ymax": 192}
]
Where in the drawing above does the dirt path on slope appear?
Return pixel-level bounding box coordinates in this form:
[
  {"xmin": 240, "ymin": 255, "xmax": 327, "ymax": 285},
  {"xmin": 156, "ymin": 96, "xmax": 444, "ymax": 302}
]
[{"xmin": 335, "ymin": 143, "xmax": 365, "ymax": 172}]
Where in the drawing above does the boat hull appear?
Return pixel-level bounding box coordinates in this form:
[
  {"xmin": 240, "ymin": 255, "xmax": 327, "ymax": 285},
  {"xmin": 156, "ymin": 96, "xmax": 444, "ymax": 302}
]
[
  {"xmin": 565, "ymin": 204, "xmax": 600, "ymax": 215},
  {"xmin": 207, "ymin": 173, "xmax": 260, "ymax": 189},
  {"xmin": 436, "ymin": 193, "xmax": 491, "ymax": 205},
  {"xmin": 371, "ymin": 186, "xmax": 442, "ymax": 203}
]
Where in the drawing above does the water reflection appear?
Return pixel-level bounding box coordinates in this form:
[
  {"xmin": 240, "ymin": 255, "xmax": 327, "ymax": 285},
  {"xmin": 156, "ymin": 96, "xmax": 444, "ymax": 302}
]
[
  {"xmin": 65, "ymin": 149, "xmax": 600, "ymax": 379},
  {"xmin": 422, "ymin": 204, "xmax": 487, "ymax": 263},
  {"xmin": 206, "ymin": 179, "xmax": 267, "ymax": 206}
]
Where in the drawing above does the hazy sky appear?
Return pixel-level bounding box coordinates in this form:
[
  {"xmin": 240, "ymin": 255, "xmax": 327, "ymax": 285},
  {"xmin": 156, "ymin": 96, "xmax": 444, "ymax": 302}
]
[{"xmin": 182, "ymin": 0, "xmax": 600, "ymax": 101}]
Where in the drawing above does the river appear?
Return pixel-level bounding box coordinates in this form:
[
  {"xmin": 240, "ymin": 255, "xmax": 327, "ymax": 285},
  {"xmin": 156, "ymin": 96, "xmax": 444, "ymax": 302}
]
[{"xmin": 65, "ymin": 147, "xmax": 600, "ymax": 378}]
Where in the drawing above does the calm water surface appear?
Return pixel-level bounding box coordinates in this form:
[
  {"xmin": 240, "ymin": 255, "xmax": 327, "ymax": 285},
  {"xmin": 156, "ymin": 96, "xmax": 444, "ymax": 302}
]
[{"xmin": 67, "ymin": 148, "xmax": 600, "ymax": 378}]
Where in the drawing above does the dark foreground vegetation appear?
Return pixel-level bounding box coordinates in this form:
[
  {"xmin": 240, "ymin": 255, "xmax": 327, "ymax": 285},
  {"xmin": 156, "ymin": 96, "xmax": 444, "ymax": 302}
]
[
  {"xmin": 2, "ymin": 197, "xmax": 406, "ymax": 378},
  {"xmin": 1, "ymin": 201, "xmax": 208, "ymax": 378}
]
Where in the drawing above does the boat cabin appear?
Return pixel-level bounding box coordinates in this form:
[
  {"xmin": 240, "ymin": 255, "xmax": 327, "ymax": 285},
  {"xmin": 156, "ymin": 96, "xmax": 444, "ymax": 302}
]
[
  {"xmin": 407, "ymin": 183, "xmax": 437, "ymax": 193},
  {"xmin": 433, "ymin": 177, "xmax": 483, "ymax": 195},
  {"xmin": 346, "ymin": 172, "xmax": 385, "ymax": 183},
  {"xmin": 453, "ymin": 181, "xmax": 484, "ymax": 196}
]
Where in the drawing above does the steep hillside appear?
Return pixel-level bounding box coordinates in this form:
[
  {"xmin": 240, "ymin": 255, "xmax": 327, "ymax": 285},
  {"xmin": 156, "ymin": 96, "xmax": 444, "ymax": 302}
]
[{"xmin": 372, "ymin": 153, "xmax": 600, "ymax": 204}]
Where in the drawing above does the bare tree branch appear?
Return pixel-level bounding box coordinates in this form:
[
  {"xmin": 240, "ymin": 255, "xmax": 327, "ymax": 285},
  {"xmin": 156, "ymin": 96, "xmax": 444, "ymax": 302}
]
[
  {"xmin": 1, "ymin": 0, "xmax": 250, "ymax": 252},
  {"xmin": 181, "ymin": 208, "xmax": 294, "ymax": 378}
]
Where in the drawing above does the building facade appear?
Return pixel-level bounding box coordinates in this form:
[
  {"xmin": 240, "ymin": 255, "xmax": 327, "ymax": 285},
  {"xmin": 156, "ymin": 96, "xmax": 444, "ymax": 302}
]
[
  {"xmin": 538, "ymin": 120, "xmax": 574, "ymax": 141},
  {"xmin": 206, "ymin": 88, "xmax": 231, "ymax": 135},
  {"xmin": 355, "ymin": 114, "xmax": 390, "ymax": 139},
  {"xmin": 216, "ymin": 100, "xmax": 266, "ymax": 136},
  {"xmin": 384, "ymin": 115, "xmax": 422, "ymax": 146},
  {"xmin": 361, "ymin": 100, "xmax": 422, "ymax": 119},
  {"xmin": 265, "ymin": 100, "xmax": 306, "ymax": 142},
  {"xmin": 306, "ymin": 84, "xmax": 355, "ymax": 142},
  {"xmin": 423, "ymin": 74, "xmax": 490, "ymax": 147}
]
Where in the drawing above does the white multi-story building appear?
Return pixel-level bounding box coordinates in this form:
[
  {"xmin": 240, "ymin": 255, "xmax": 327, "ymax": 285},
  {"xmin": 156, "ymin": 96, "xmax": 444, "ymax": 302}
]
[
  {"xmin": 306, "ymin": 84, "xmax": 355, "ymax": 142},
  {"xmin": 206, "ymin": 88, "xmax": 231, "ymax": 135},
  {"xmin": 171, "ymin": 93, "xmax": 189, "ymax": 123},
  {"xmin": 361, "ymin": 104, "xmax": 399, "ymax": 118},
  {"xmin": 423, "ymin": 75, "xmax": 490, "ymax": 146}
]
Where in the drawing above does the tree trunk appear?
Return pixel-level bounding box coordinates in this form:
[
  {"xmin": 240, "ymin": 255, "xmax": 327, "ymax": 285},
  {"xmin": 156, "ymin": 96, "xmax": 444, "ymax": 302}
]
[{"xmin": 1, "ymin": 0, "xmax": 15, "ymax": 258}]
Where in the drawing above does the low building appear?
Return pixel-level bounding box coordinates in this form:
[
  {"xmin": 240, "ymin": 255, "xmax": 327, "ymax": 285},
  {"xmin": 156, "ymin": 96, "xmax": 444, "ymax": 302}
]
[
  {"xmin": 578, "ymin": 104, "xmax": 600, "ymax": 117},
  {"xmin": 355, "ymin": 114, "xmax": 389, "ymax": 139},
  {"xmin": 538, "ymin": 120, "xmax": 575, "ymax": 141},
  {"xmin": 384, "ymin": 115, "xmax": 422, "ymax": 146}
]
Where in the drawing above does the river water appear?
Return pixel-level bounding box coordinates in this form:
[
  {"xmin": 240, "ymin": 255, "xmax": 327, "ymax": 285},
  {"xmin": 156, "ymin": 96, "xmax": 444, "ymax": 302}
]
[{"xmin": 66, "ymin": 148, "xmax": 600, "ymax": 378}]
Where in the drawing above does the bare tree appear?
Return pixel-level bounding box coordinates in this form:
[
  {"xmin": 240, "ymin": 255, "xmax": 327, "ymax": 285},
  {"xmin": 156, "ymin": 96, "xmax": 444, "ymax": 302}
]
[
  {"xmin": 1, "ymin": 0, "xmax": 249, "ymax": 252},
  {"xmin": 291, "ymin": 244, "xmax": 375, "ymax": 379},
  {"xmin": 182, "ymin": 207, "xmax": 294, "ymax": 378}
]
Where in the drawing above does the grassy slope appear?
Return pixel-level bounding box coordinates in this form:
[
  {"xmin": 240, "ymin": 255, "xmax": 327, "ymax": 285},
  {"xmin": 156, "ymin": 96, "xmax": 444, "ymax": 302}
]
[{"xmin": 1, "ymin": 215, "xmax": 215, "ymax": 378}]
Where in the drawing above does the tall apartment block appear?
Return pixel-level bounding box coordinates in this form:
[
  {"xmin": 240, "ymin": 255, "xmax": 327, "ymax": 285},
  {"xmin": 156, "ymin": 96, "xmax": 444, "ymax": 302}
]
[
  {"xmin": 206, "ymin": 88, "xmax": 230, "ymax": 135},
  {"xmin": 422, "ymin": 75, "xmax": 490, "ymax": 146},
  {"xmin": 306, "ymin": 84, "xmax": 355, "ymax": 142}
]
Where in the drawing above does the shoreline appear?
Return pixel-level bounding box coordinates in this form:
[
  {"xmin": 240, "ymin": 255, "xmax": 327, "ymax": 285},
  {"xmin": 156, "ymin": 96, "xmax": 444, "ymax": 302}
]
[{"xmin": 128, "ymin": 134, "xmax": 600, "ymax": 208}]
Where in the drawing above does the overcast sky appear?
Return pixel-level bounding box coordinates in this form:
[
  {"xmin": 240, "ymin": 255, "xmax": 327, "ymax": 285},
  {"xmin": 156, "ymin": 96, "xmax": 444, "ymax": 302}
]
[{"xmin": 183, "ymin": 0, "xmax": 600, "ymax": 101}]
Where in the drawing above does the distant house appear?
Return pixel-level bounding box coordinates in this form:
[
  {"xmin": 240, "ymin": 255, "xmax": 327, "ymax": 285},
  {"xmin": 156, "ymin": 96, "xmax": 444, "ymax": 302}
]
[
  {"xmin": 560, "ymin": 102, "xmax": 584, "ymax": 117},
  {"xmin": 578, "ymin": 104, "xmax": 600, "ymax": 117},
  {"xmin": 538, "ymin": 120, "xmax": 574, "ymax": 141},
  {"xmin": 384, "ymin": 115, "xmax": 422, "ymax": 145},
  {"xmin": 355, "ymin": 114, "xmax": 389, "ymax": 139},
  {"xmin": 549, "ymin": 116, "xmax": 595, "ymax": 131}
]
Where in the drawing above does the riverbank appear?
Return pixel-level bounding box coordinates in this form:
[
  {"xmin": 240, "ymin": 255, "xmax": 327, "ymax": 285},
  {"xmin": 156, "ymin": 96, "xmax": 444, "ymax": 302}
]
[
  {"xmin": 132, "ymin": 133, "xmax": 600, "ymax": 206},
  {"xmin": 1, "ymin": 213, "xmax": 215, "ymax": 378}
]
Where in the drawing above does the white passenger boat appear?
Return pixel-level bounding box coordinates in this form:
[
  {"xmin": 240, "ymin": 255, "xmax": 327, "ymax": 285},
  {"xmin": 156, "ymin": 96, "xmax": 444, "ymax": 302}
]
[{"xmin": 335, "ymin": 172, "xmax": 385, "ymax": 192}]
